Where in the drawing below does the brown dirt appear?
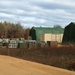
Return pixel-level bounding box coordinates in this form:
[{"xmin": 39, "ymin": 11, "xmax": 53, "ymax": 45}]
[{"xmin": 0, "ymin": 55, "xmax": 75, "ymax": 75}]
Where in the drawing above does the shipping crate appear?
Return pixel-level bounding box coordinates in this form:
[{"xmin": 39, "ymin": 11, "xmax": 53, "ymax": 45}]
[{"xmin": 47, "ymin": 41, "xmax": 58, "ymax": 47}]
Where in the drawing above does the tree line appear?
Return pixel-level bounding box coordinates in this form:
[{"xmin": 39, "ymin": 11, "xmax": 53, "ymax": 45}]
[{"xmin": 0, "ymin": 21, "xmax": 30, "ymax": 39}]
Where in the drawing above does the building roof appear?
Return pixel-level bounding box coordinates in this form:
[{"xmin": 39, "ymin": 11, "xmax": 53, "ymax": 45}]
[
  {"xmin": 66, "ymin": 22, "xmax": 75, "ymax": 27},
  {"xmin": 33, "ymin": 27, "xmax": 64, "ymax": 34}
]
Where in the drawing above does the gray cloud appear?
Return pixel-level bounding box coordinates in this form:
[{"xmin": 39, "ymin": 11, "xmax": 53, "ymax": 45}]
[{"xmin": 0, "ymin": 0, "xmax": 75, "ymax": 28}]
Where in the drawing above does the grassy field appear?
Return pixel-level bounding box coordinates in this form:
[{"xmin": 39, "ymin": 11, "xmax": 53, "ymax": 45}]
[{"xmin": 0, "ymin": 46, "xmax": 75, "ymax": 71}]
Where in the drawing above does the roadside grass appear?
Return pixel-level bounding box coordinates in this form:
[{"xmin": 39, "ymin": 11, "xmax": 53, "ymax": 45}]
[{"xmin": 0, "ymin": 46, "xmax": 75, "ymax": 71}]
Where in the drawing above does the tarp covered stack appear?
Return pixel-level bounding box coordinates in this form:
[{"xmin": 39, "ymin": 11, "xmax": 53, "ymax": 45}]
[{"xmin": 62, "ymin": 22, "xmax": 75, "ymax": 44}]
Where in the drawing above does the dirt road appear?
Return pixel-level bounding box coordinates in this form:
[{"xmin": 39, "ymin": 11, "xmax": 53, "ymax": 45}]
[{"xmin": 0, "ymin": 55, "xmax": 75, "ymax": 75}]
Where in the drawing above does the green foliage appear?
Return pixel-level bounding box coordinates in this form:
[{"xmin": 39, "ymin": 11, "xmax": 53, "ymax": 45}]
[{"xmin": 53, "ymin": 25, "xmax": 62, "ymax": 28}]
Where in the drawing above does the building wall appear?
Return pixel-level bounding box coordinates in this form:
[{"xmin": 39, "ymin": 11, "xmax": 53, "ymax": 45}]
[{"xmin": 40, "ymin": 34, "xmax": 63, "ymax": 43}]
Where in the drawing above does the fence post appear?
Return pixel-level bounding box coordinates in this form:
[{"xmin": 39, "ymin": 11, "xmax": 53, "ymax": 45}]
[{"xmin": 8, "ymin": 48, "xmax": 10, "ymax": 56}]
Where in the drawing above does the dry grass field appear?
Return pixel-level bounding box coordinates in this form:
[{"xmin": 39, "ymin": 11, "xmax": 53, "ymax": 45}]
[{"xmin": 0, "ymin": 45, "xmax": 75, "ymax": 71}]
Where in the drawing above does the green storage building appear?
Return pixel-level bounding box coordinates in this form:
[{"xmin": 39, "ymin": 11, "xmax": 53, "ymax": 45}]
[
  {"xmin": 29, "ymin": 27, "xmax": 64, "ymax": 42},
  {"xmin": 62, "ymin": 22, "xmax": 75, "ymax": 44}
]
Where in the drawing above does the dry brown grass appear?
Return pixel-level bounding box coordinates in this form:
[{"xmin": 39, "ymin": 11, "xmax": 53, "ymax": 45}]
[{"xmin": 0, "ymin": 46, "xmax": 75, "ymax": 71}]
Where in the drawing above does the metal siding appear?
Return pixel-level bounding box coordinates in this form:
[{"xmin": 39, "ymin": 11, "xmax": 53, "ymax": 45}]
[{"xmin": 40, "ymin": 34, "xmax": 63, "ymax": 43}]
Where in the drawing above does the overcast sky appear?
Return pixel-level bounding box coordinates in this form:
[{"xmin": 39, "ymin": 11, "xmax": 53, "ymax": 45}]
[{"xmin": 0, "ymin": 0, "xmax": 75, "ymax": 28}]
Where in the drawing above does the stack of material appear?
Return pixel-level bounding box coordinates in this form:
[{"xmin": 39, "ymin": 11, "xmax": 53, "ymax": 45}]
[
  {"xmin": 62, "ymin": 22, "xmax": 75, "ymax": 44},
  {"xmin": 8, "ymin": 40, "xmax": 18, "ymax": 48},
  {"xmin": 28, "ymin": 43, "xmax": 35, "ymax": 49},
  {"xmin": 27, "ymin": 40, "xmax": 37, "ymax": 49},
  {"xmin": 0, "ymin": 39, "xmax": 3, "ymax": 48},
  {"xmin": 0, "ymin": 42, "xmax": 2, "ymax": 48},
  {"xmin": 38, "ymin": 41, "xmax": 46, "ymax": 48},
  {"xmin": 18, "ymin": 39, "xmax": 26, "ymax": 48},
  {"xmin": 2, "ymin": 39, "xmax": 7, "ymax": 48},
  {"xmin": 19, "ymin": 43, "xmax": 26, "ymax": 48},
  {"xmin": 47, "ymin": 41, "xmax": 58, "ymax": 47}
]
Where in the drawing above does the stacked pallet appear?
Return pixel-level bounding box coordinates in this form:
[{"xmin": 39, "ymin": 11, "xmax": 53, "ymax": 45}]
[{"xmin": 8, "ymin": 40, "xmax": 18, "ymax": 48}]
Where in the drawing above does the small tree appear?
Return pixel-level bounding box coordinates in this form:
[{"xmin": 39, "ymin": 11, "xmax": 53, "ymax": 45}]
[
  {"xmin": 54, "ymin": 25, "xmax": 62, "ymax": 28},
  {"xmin": 24, "ymin": 28, "xmax": 30, "ymax": 39},
  {"xmin": 0, "ymin": 22, "xmax": 6, "ymax": 38}
]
